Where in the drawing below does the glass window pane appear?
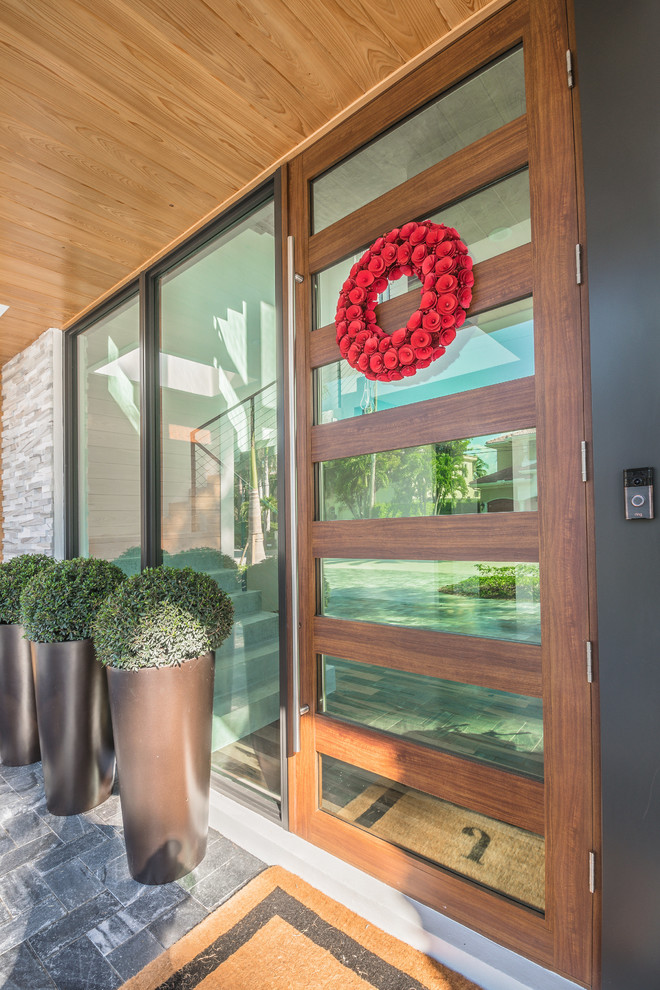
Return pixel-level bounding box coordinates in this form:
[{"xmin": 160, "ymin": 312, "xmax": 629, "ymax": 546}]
[
  {"xmin": 317, "ymin": 299, "xmax": 534, "ymax": 425},
  {"xmin": 76, "ymin": 295, "xmax": 141, "ymax": 573},
  {"xmin": 319, "ymin": 656, "xmax": 543, "ymax": 779},
  {"xmin": 159, "ymin": 200, "xmax": 281, "ymax": 807},
  {"xmin": 321, "ymin": 559, "xmax": 541, "ymax": 644},
  {"xmin": 318, "ymin": 430, "xmax": 537, "ymax": 520},
  {"xmin": 312, "ymin": 47, "xmax": 525, "ymax": 233},
  {"xmin": 314, "ymin": 170, "xmax": 530, "ymax": 330},
  {"xmin": 320, "ymin": 755, "xmax": 544, "ymax": 911}
]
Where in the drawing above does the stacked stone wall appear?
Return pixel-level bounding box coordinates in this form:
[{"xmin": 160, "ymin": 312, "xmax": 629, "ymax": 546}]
[{"xmin": 2, "ymin": 329, "xmax": 61, "ymax": 559}]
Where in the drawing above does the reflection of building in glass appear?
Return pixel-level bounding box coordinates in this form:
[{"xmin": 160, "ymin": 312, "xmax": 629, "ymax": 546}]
[{"xmin": 474, "ymin": 429, "xmax": 537, "ymax": 512}]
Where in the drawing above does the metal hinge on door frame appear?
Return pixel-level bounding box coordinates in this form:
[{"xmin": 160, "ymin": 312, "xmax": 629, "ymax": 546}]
[
  {"xmin": 586, "ymin": 641, "xmax": 594, "ymax": 683},
  {"xmin": 576, "ymin": 243, "xmax": 583, "ymax": 284},
  {"xmin": 589, "ymin": 851, "xmax": 596, "ymax": 893},
  {"xmin": 566, "ymin": 49, "xmax": 574, "ymax": 88}
]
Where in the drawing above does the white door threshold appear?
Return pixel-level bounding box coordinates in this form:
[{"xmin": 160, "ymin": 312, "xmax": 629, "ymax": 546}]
[{"xmin": 209, "ymin": 790, "xmax": 583, "ymax": 990}]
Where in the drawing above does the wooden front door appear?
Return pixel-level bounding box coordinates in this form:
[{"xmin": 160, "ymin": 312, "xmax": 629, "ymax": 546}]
[{"xmin": 286, "ymin": 1, "xmax": 597, "ymax": 983}]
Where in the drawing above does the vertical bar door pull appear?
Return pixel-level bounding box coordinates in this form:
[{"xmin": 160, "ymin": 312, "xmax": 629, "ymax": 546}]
[{"xmin": 287, "ymin": 235, "xmax": 303, "ymax": 754}]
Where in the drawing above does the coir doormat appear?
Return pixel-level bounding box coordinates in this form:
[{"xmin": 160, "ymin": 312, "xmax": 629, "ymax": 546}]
[{"xmin": 121, "ymin": 866, "xmax": 483, "ymax": 990}]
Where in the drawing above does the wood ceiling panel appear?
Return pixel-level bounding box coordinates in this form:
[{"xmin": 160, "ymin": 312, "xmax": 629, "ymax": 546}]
[{"xmin": 0, "ymin": 0, "xmax": 503, "ymax": 365}]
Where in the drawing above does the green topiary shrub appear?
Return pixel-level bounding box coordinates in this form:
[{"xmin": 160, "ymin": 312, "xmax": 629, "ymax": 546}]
[
  {"xmin": 20, "ymin": 557, "xmax": 126, "ymax": 643},
  {"xmin": 92, "ymin": 566, "xmax": 235, "ymax": 670},
  {"xmin": 170, "ymin": 547, "xmax": 237, "ymax": 571},
  {"xmin": 113, "ymin": 546, "xmax": 175, "ymax": 576},
  {"xmin": 0, "ymin": 554, "xmax": 55, "ymax": 625}
]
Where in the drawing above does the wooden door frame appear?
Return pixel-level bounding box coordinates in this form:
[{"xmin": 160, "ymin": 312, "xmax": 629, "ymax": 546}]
[{"xmin": 284, "ymin": 1, "xmax": 599, "ymax": 984}]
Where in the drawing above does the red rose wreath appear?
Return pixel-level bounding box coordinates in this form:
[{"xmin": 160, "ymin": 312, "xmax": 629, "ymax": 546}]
[{"xmin": 335, "ymin": 220, "xmax": 474, "ymax": 381}]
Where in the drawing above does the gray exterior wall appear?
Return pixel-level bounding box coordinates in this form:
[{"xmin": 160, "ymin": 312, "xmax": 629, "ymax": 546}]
[
  {"xmin": 573, "ymin": 1, "xmax": 660, "ymax": 986},
  {"xmin": 1, "ymin": 328, "xmax": 64, "ymax": 560}
]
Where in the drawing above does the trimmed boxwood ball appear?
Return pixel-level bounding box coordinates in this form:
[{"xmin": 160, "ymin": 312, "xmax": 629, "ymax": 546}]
[
  {"xmin": 0, "ymin": 554, "xmax": 54, "ymax": 625},
  {"xmin": 20, "ymin": 557, "xmax": 125, "ymax": 643},
  {"xmin": 170, "ymin": 546, "xmax": 237, "ymax": 571},
  {"xmin": 92, "ymin": 566, "xmax": 235, "ymax": 670}
]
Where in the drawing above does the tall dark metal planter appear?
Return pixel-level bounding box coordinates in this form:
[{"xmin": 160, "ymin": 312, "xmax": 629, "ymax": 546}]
[
  {"xmin": 0, "ymin": 624, "xmax": 40, "ymax": 766},
  {"xmin": 33, "ymin": 640, "xmax": 115, "ymax": 815},
  {"xmin": 107, "ymin": 652, "xmax": 215, "ymax": 885}
]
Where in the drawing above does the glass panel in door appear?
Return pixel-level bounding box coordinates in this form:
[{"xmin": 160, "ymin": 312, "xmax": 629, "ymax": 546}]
[{"xmin": 158, "ymin": 200, "xmax": 281, "ymax": 810}]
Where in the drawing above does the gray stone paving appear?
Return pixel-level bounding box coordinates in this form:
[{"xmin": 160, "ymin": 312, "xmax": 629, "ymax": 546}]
[{"xmin": 0, "ymin": 762, "xmax": 266, "ymax": 989}]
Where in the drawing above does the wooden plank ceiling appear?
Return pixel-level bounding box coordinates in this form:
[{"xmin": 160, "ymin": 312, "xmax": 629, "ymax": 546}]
[{"xmin": 0, "ymin": 0, "xmax": 502, "ymax": 365}]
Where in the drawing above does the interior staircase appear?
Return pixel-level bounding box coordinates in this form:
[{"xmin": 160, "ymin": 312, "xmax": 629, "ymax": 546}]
[{"xmin": 199, "ymin": 564, "xmax": 280, "ymax": 758}]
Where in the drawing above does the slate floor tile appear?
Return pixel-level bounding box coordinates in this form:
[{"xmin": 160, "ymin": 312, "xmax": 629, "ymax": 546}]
[
  {"xmin": 95, "ymin": 852, "xmax": 148, "ymax": 907},
  {"xmin": 0, "ymin": 794, "xmax": 27, "ymax": 825},
  {"xmin": 87, "ymin": 912, "xmax": 139, "ymax": 956},
  {"xmin": 187, "ymin": 850, "xmax": 265, "ymax": 910},
  {"xmin": 76, "ymin": 836, "xmax": 126, "ymax": 876},
  {"xmin": 0, "ymin": 896, "xmax": 66, "ymax": 955},
  {"xmin": 38, "ymin": 811, "xmax": 97, "ymax": 844},
  {"xmin": 148, "ymin": 894, "xmax": 208, "ymax": 950},
  {"xmin": 40, "ymin": 935, "xmax": 122, "ymax": 990},
  {"xmin": 85, "ymin": 797, "xmax": 123, "ymax": 829},
  {"xmin": 0, "ymin": 939, "xmax": 56, "ymax": 990},
  {"xmin": 0, "ymin": 833, "xmax": 62, "ymax": 879},
  {"xmin": 29, "ymin": 889, "xmax": 122, "ymax": 959},
  {"xmin": 176, "ymin": 835, "xmax": 236, "ymax": 890},
  {"xmin": 32, "ymin": 828, "xmax": 107, "ymax": 876},
  {"xmin": 0, "ymin": 827, "xmax": 15, "ymax": 859},
  {"xmin": 42, "ymin": 858, "xmax": 106, "ymax": 912},
  {"xmin": 107, "ymin": 927, "xmax": 164, "ymax": 980},
  {"xmin": 0, "ymin": 765, "xmax": 41, "ymax": 788},
  {"xmin": 3, "ymin": 810, "xmax": 52, "ymax": 846},
  {"xmin": 117, "ymin": 881, "xmax": 188, "ymax": 933},
  {"xmin": 0, "ymin": 864, "xmax": 56, "ymax": 916}
]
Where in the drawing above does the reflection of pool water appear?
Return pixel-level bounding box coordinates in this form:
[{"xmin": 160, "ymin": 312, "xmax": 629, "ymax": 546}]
[{"xmin": 323, "ymin": 560, "xmax": 541, "ymax": 644}]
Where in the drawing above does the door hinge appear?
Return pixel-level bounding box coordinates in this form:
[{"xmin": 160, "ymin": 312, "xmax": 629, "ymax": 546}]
[
  {"xmin": 589, "ymin": 851, "xmax": 596, "ymax": 893},
  {"xmin": 580, "ymin": 440, "xmax": 588, "ymax": 482},
  {"xmin": 586, "ymin": 641, "xmax": 594, "ymax": 683},
  {"xmin": 566, "ymin": 49, "xmax": 575, "ymax": 88},
  {"xmin": 576, "ymin": 243, "xmax": 583, "ymax": 284}
]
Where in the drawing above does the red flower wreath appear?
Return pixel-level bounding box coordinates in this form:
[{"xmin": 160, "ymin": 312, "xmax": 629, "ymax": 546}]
[{"xmin": 335, "ymin": 220, "xmax": 474, "ymax": 381}]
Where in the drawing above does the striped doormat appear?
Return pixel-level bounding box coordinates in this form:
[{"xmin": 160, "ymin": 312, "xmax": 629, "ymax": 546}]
[{"xmin": 121, "ymin": 866, "xmax": 483, "ymax": 989}]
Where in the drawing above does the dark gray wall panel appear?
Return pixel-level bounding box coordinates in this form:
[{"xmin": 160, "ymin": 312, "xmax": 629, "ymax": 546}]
[{"xmin": 573, "ymin": 1, "xmax": 660, "ymax": 987}]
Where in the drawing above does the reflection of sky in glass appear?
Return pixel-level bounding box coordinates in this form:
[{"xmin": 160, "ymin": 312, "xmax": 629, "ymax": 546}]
[
  {"xmin": 311, "ymin": 48, "xmax": 525, "ymax": 233},
  {"xmin": 317, "ymin": 299, "xmax": 534, "ymax": 424}
]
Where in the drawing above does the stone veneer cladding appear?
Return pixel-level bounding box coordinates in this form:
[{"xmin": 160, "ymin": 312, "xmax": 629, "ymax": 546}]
[{"xmin": 2, "ymin": 329, "xmax": 63, "ymax": 559}]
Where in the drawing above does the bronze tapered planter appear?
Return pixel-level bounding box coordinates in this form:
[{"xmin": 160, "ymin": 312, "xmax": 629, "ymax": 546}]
[
  {"xmin": 33, "ymin": 640, "xmax": 115, "ymax": 815},
  {"xmin": 107, "ymin": 653, "xmax": 215, "ymax": 885},
  {"xmin": 0, "ymin": 624, "xmax": 40, "ymax": 766}
]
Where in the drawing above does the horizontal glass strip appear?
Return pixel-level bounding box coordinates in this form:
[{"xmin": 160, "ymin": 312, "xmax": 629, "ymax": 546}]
[
  {"xmin": 318, "ymin": 429, "xmax": 537, "ymax": 520},
  {"xmin": 319, "ymin": 656, "xmax": 543, "ymax": 779},
  {"xmin": 311, "ymin": 47, "xmax": 525, "ymax": 234},
  {"xmin": 320, "ymin": 755, "xmax": 545, "ymax": 911},
  {"xmin": 320, "ymin": 559, "xmax": 541, "ymax": 644},
  {"xmin": 314, "ymin": 170, "xmax": 530, "ymax": 330},
  {"xmin": 316, "ymin": 298, "xmax": 533, "ymax": 425}
]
